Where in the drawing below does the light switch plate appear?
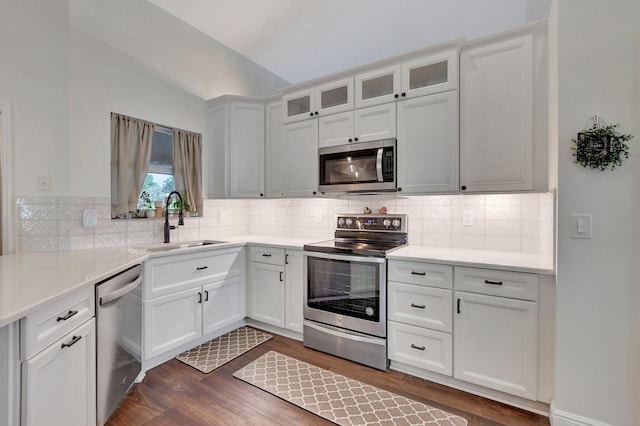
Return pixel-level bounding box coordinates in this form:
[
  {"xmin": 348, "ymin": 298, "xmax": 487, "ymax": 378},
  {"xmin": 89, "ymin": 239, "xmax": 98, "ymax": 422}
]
[
  {"xmin": 462, "ymin": 210, "xmax": 474, "ymax": 227},
  {"xmin": 83, "ymin": 209, "xmax": 98, "ymax": 227},
  {"xmin": 571, "ymin": 214, "xmax": 592, "ymax": 239}
]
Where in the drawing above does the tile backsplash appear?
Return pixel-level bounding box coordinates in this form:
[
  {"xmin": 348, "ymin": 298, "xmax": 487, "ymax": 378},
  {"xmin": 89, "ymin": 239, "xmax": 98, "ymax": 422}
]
[{"xmin": 16, "ymin": 193, "xmax": 554, "ymax": 256}]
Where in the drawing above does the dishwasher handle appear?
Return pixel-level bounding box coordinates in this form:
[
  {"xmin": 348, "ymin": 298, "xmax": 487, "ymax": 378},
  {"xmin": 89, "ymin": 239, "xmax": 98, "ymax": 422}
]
[{"xmin": 100, "ymin": 274, "xmax": 142, "ymax": 306}]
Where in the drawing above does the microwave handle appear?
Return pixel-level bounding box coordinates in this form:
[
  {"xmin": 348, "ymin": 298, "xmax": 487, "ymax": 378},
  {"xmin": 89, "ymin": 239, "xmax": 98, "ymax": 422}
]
[{"xmin": 376, "ymin": 148, "xmax": 384, "ymax": 182}]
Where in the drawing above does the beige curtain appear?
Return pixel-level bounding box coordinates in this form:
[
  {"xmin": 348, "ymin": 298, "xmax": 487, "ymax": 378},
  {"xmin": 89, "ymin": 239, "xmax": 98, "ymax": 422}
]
[
  {"xmin": 173, "ymin": 129, "xmax": 203, "ymax": 214},
  {"xmin": 110, "ymin": 113, "xmax": 155, "ymax": 217}
]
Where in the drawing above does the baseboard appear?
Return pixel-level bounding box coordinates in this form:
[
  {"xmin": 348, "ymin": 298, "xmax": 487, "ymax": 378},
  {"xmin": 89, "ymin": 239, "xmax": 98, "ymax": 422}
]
[
  {"xmin": 245, "ymin": 318, "xmax": 303, "ymax": 341},
  {"xmin": 550, "ymin": 401, "xmax": 613, "ymax": 426}
]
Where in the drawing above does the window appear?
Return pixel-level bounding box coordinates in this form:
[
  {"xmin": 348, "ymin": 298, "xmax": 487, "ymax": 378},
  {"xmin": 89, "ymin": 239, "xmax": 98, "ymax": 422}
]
[
  {"xmin": 110, "ymin": 113, "xmax": 202, "ymax": 219},
  {"xmin": 138, "ymin": 126, "xmax": 175, "ymax": 210}
]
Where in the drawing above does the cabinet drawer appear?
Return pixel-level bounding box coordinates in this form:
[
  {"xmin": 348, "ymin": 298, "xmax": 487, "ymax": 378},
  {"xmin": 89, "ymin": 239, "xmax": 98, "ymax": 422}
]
[
  {"xmin": 388, "ymin": 282, "xmax": 452, "ymax": 332},
  {"xmin": 250, "ymin": 246, "xmax": 285, "ymax": 266},
  {"xmin": 388, "ymin": 260, "xmax": 452, "ymax": 289},
  {"xmin": 388, "ymin": 321, "xmax": 452, "ymax": 376},
  {"xmin": 145, "ymin": 247, "xmax": 244, "ymax": 298},
  {"xmin": 21, "ymin": 286, "xmax": 95, "ymax": 359},
  {"xmin": 454, "ymin": 266, "xmax": 538, "ymax": 301}
]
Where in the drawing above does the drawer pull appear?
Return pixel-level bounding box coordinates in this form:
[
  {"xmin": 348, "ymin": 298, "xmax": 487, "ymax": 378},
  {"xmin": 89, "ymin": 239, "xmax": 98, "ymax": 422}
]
[
  {"xmin": 410, "ymin": 303, "xmax": 426, "ymax": 309},
  {"xmin": 484, "ymin": 279, "xmax": 503, "ymax": 286},
  {"xmin": 56, "ymin": 310, "xmax": 78, "ymax": 322},
  {"xmin": 262, "ymin": 253, "xmax": 272, "ymax": 257},
  {"xmin": 61, "ymin": 335, "xmax": 82, "ymax": 349},
  {"xmin": 411, "ymin": 271, "xmax": 426, "ymax": 276},
  {"xmin": 410, "ymin": 344, "xmax": 426, "ymax": 351},
  {"xmin": 196, "ymin": 266, "xmax": 208, "ymax": 271}
]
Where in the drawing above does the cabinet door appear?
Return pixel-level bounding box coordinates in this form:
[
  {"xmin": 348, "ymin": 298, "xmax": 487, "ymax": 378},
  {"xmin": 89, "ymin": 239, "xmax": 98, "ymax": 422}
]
[
  {"xmin": 283, "ymin": 120, "xmax": 319, "ymax": 197},
  {"xmin": 285, "ymin": 250, "xmax": 304, "ymax": 333},
  {"xmin": 266, "ymin": 100, "xmax": 285, "ymax": 197},
  {"xmin": 355, "ymin": 64, "xmax": 401, "ymax": 108},
  {"xmin": 354, "ymin": 103, "xmax": 397, "ymax": 142},
  {"xmin": 249, "ymin": 262, "xmax": 285, "ymax": 327},
  {"xmin": 318, "ymin": 111, "xmax": 354, "ymax": 148},
  {"xmin": 401, "ymin": 49, "xmax": 458, "ymax": 98},
  {"xmin": 22, "ymin": 319, "xmax": 96, "ymax": 426},
  {"xmin": 144, "ymin": 288, "xmax": 202, "ymax": 359},
  {"xmin": 208, "ymin": 103, "xmax": 229, "ymax": 198},
  {"xmin": 316, "ymin": 77, "xmax": 354, "ymax": 116},
  {"xmin": 454, "ymin": 291, "xmax": 538, "ymax": 399},
  {"xmin": 397, "ymin": 91, "xmax": 459, "ymax": 193},
  {"xmin": 283, "ymin": 88, "xmax": 315, "ymax": 123},
  {"xmin": 460, "ymin": 34, "xmax": 534, "ymax": 192},
  {"xmin": 203, "ymin": 276, "xmax": 245, "ymax": 335},
  {"xmin": 229, "ymin": 102, "xmax": 265, "ymax": 198}
]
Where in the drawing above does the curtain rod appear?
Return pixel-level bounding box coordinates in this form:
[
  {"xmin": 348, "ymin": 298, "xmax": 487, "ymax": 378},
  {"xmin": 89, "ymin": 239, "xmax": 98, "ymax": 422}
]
[{"xmin": 110, "ymin": 112, "xmax": 201, "ymax": 137}]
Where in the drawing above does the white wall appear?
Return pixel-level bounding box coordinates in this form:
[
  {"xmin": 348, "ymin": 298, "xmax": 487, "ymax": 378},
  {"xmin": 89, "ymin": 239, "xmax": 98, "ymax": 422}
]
[
  {"xmin": 69, "ymin": 28, "xmax": 209, "ymax": 196},
  {"xmin": 0, "ymin": 0, "xmax": 70, "ymax": 195},
  {"xmin": 552, "ymin": 1, "xmax": 640, "ymax": 425}
]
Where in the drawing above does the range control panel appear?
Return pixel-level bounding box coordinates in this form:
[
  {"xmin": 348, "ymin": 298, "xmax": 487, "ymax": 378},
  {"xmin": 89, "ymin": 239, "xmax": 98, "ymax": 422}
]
[{"xmin": 336, "ymin": 214, "xmax": 407, "ymax": 232}]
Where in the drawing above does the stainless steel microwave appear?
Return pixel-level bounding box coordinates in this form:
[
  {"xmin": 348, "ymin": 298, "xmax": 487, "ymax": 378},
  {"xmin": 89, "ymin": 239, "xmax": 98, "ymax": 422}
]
[{"xmin": 318, "ymin": 139, "xmax": 396, "ymax": 193}]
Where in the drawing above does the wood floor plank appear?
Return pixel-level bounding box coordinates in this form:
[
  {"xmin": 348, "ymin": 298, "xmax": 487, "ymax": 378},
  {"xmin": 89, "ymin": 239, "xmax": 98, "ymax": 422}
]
[{"xmin": 107, "ymin": 331, "xmax": 550, "ymax": 426}]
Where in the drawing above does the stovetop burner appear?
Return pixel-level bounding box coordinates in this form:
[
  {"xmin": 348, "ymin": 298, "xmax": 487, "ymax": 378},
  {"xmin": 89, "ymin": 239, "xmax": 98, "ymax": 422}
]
[{"xmin": 304, "ymin": 214, "xmax": 407, "ymax": 257}]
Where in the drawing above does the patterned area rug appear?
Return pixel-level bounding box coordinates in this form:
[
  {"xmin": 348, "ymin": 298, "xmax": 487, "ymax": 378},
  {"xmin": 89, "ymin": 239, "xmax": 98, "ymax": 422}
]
[
  {"xmin": 233, "ymin": 351, "xmax": 468, "ymax": 426},
  {"xmin": 176, "ymin": 327, "xmax": 272, "ymax": 373}
]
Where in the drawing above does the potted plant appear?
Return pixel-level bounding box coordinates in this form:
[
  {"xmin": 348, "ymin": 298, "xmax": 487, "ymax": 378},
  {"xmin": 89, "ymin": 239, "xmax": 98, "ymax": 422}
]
[
  {"xmin": 138, "ymin": 191, "xmax": 156, "ymax": 218},
  {"xmin": 170, "ymin": 191, "xmax": 191, "ymax": 215}
]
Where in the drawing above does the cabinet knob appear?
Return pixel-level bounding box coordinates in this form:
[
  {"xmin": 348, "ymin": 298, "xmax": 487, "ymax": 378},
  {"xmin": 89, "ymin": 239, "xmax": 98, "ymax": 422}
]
[
  {"xmin": 354, "ymin": 137, "xmax": 359, "ymax": 142},
  {"xmin": 394, "ymin": 94, "xmax": 399, "ymax": 99},
  {"xmin": 461, "ymin": 185, "xmax": 467, "ymax": 191},
  {"xmin": 397, "ymin": 187, "xmax": 402, "ymax": 192},
  {"xmin": 348, "ymin": 138, "xmax": 353, "ymax": 142},
  {"xmin": 314, "ymin": 111, "xmax": 319, "ymax": 115},
  {"xmin": 260, "ymin": 193, "xmax": 264, "ymax": 197},
  {"xmin": 312, "ymin": 191, "xmax": 317, "ymax": 195},
  {"xmin": 401, "ymin": 92, "xmax": 406, "ymax": 97},
  {"xmin": 309, "ymin": 112, "xmax": 314, "ymax": 117}
]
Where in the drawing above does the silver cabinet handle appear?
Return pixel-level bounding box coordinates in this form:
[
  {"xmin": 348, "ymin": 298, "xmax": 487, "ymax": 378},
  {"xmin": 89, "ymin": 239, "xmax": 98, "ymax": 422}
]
[
  {"xmin": 410, "ymin": 344, "xmax": 426, "ymax": 351},
  {"xmin": 410, "ymin": 303, "xmax": 426, "ymax": 309}
]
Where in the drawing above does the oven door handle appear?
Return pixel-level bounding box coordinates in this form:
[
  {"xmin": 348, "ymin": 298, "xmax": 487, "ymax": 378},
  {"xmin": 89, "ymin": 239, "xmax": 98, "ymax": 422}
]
[
  {"xmin": 303, "ymin": 250, "xmax": 386, "ymax": 264},
  {"xmin": 376, "ymin": 148, "xmax": 384, "ymax": 182},
  {"xmin": 304, "ymin": 321, "xmax": 386, "ymax": 346}
]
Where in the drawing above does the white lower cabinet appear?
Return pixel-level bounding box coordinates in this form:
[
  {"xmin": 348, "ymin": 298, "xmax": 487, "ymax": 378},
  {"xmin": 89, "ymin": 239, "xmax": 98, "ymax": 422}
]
[
  {"xmin": 387, "ymin": 260, "xmax": 453, "ymax": 376},
  {"xmin": 22, "ymin": 318, "xmax": 96, "ymax": 426},
  {"xmin": 143, "ymin": 247, "xmax": 246, "ymax": 361},
  {"xmin": 247, "ymin": 246, "xmax": 304, "ymax": 333},
  {"xmin": 453, "ymin": 266, "xmax": 539, "ymax": 400}
]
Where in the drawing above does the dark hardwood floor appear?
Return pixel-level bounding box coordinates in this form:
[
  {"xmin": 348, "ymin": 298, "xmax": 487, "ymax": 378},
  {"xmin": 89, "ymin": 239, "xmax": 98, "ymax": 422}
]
[{"xmin": 107, "ymin": 331, "xmax": 550, "ymax": 425}]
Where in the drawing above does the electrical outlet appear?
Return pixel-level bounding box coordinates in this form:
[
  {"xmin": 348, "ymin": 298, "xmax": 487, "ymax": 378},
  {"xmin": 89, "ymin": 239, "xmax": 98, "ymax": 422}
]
[
  {"xmin": 462, "ymin": 210, "xmax": 474, "ymax": 227},
  {"xmin": 83, "ymin": 209, "xmax": 98, "ymax": 227},
  {"xmin": 315, "ymin": 211, "xmax": 323, "ymax": 223}
]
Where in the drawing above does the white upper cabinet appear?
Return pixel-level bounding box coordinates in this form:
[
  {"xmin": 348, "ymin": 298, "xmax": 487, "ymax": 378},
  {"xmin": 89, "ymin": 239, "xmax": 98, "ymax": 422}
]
[
  {"xmin": 318, "ymin": 104, "xmax": 396, "ymax": 148},
  {"xmin": 283, "ymin": 77, "xmax": 353, "ymax": 123},
  {"xmin": 397, "ymin": 91, "xmax": 459, "ymax": 194},
  {"xmin": 266, "ymin": 100, "xmax": 286, "ymax": 197},
  {"xmin": 282, "ymin": 120, "xmax": 319, "ymax": 197},
  {"xmin": 355, "ymin": 44, "xmax": 460, "ymax": 109},
  {"xmin": 459, "ymin": 29, "xmax": 546, "ymax": 193},
  {"xmin": 355, "ymin": 64, "xmax": 402, "ymax": 109}
]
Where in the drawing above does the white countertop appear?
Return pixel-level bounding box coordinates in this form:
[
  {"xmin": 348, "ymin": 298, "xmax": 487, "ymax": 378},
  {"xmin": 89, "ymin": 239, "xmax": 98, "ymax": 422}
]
[
  {"xmin": 388, "ymin": 245, "xmax": 555, "ymax": 274},
  {"xmin": 0, "ymin": 236, "xmax": 553, "ymax": 328}
]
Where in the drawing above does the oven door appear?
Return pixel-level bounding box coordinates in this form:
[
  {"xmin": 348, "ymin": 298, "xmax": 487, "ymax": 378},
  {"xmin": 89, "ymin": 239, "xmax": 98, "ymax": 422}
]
[{"xmin": 303, "ymin": 251, "xmax": 386, "ymax": 337}]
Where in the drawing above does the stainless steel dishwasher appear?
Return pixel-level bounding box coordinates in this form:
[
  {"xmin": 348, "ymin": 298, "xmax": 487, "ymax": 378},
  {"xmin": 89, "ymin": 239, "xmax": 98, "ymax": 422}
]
[{"xmin": 95, "ymin": 264, "xmax": 143, "ymax": 425}]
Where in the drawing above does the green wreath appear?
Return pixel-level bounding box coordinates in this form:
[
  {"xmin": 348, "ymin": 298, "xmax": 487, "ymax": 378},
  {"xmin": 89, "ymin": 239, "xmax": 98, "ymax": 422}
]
[{"xmin": 571, "ymin": 122, "xmax": 632, "ymax": 171}]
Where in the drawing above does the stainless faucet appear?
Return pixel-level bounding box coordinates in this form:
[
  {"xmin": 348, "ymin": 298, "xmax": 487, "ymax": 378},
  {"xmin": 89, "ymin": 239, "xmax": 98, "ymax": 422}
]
[{"xmin": 164, "ymin": 191, "xmax": 185, "ymax": 243}]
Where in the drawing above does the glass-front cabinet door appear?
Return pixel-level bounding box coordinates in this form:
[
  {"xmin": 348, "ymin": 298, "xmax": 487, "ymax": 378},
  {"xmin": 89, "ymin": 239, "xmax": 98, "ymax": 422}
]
[
  {"xmin": 401, "ymin": 48, "xmax": 459, "ymax": 98},
  {"xmin": 315, "ymin": 77, "xmax": 354, "ymax": 116},
  {"xmin": 355, "ymin": 64, "xmax": 401, "ymax": 108},
  {"xmin": 283, "ymin": 88, "xmax": 315, "ymax": 123}
]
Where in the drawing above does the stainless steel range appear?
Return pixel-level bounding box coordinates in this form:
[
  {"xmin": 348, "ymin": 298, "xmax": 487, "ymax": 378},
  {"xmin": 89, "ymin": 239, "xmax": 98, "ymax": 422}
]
[{"xmin": 303, "ymin": 214, "xmax": 407, "ymax": 370}]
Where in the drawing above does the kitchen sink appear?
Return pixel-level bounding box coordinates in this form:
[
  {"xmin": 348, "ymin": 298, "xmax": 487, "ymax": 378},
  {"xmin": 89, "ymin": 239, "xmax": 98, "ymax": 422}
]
[{"xmin": 138, "ymin": 240, "xmax": 227, "ymax": 252}]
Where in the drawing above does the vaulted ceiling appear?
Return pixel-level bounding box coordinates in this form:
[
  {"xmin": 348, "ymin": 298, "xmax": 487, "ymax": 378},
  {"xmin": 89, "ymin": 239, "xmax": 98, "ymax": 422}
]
[{"xmin": 148, "ymin": 0, "xmax": 552, "ymax": 84}]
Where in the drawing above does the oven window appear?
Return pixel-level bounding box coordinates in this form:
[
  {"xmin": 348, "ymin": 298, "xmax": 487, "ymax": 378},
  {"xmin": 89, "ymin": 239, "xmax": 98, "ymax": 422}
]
[{"xmin": 307, "ymin": 256, "xmax": 381, "ymax": 322}]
